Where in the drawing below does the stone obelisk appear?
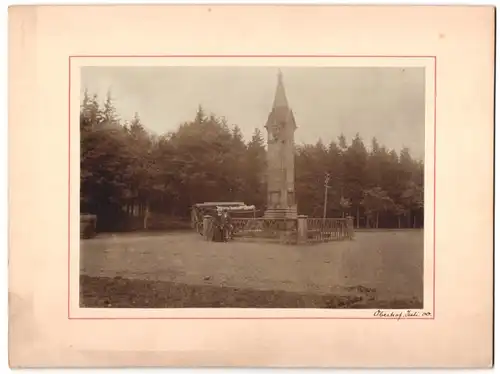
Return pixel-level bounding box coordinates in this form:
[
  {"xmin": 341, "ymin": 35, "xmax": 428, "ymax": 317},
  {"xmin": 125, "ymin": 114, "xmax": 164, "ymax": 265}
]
[{"xmin": 263, "ymin": 70, "xmax": 298, "ymax": 219}]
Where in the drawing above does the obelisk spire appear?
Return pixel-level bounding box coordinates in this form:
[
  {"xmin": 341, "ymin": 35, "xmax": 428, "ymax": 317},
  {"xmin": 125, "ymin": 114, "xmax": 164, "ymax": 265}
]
[{"xmin": 273, "ymin": 69, "xmax": 289, "ymax": 109}]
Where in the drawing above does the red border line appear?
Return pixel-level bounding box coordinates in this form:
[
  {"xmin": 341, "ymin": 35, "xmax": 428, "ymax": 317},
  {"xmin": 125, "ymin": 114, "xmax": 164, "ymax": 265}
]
[
  {"xmin": 72, "ymin": 316, "xmax": 433, "ymax": 321},
  {"xmin": 70, "ymin": 54, "xmax": 436, "ymax": 59},
  {"xmin": 432, "ymin": 56, "xmax": 437, "ymax": 318},
  {"xmin": 69, "ymin": 54, "xmax": 436, "ymax": 320},
  {"xmin": 68, "ymin": 56, "xmax": 72, "ymax": 320}
]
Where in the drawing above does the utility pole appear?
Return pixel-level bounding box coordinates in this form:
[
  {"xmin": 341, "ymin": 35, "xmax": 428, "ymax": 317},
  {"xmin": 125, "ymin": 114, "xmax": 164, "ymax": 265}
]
[
  {"xmin": 323, "ymin": 172, "xmax": 330, "ymax": 221},
  {"xmin": 340, "ymin": 186, "xmax": 345, "ymax": 218}
]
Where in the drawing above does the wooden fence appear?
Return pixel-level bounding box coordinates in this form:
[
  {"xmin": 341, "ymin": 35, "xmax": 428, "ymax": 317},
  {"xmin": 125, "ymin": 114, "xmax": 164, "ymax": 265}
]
[
  {"xmin": 231, "ymin": 217, "xmax": 298, "ymax": 243},
  {"xmin": 306, "ymin": 217, "xmax": 353, "ymax": 243},
  {"xmin": 203, "ymin": 216, "xmax": 353, "ymax": 245}
]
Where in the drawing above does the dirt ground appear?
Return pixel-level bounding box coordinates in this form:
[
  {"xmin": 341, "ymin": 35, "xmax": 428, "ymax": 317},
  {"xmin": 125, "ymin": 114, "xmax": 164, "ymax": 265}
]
[{"xmin": 80, "ymin": 230, "xmax": 424, "ymax": 308}]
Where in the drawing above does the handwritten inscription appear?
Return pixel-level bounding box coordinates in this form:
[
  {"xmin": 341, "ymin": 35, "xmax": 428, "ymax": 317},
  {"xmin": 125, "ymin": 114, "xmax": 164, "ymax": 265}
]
[{"xmin": 373, "ymin": 309, "xmax": 432, "ymax": 320}]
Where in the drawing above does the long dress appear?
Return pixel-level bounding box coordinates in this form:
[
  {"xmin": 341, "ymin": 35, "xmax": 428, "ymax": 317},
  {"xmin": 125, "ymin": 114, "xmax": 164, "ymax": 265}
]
[{"xmin": 212, "ymin": 215, "xmax": 224, "ymax": 242}]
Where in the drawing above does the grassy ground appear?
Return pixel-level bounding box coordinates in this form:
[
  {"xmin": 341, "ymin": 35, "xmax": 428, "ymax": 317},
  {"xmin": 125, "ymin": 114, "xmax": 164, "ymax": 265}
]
[
  {"xmin": 80, "ymin": 230, "xmax": 424, "ymax": 309},
  {"xmin": 80, "ymin": 275, "xmax": 422, "ymax": 308}
]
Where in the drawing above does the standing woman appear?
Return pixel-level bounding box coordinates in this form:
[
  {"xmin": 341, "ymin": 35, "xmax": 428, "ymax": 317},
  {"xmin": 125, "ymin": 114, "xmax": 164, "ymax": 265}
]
[
  {"xmin": 212, "ymin": 211, "xmax": 224, "ymax": 242},
  {"xmin": 220, "ymin": 210, "xmax": 230, "ymax": 242},
  {"xmin": 225, "ymin": 211, "xmax": 234, "ymax": 241}
]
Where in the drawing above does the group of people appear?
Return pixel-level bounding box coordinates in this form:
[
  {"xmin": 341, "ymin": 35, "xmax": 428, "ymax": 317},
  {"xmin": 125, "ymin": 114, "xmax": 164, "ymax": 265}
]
[{"xmin": 210, "ymin": 210, "xmax": 234, "ymax": 242}]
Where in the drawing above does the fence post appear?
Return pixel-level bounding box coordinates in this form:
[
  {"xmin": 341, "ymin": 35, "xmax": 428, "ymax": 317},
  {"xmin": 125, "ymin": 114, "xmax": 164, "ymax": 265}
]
[
  {"xmin": 346, "ymin": 216, "xmax": 354, "ymax": 240},
  {"xmin": 297, "ymin": 215, "xmax": 308, "ymax": 244},
  {"xmin": 203, "ymin": 215, "xmax": 212, "ymax": 241}
]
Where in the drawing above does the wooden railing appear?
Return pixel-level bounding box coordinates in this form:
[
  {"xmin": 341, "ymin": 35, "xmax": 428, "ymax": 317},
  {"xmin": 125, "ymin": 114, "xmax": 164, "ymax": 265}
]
[
  {"xmin": 232, "ymin": 217, "xmax": 298, "ymax": 239},
  {"xmin": 200, "ymin": 216, "xmax": 353, "ymax": 244},
  {"xmin": 306, "ymin": 217, "xmax": 353, "ymax": 243}
]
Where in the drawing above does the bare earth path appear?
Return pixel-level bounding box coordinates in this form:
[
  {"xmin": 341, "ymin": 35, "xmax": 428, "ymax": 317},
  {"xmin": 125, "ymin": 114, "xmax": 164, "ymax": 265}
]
[{"xmin": 80, "ymin": 230, "xmax": 423, "ymax": 307}]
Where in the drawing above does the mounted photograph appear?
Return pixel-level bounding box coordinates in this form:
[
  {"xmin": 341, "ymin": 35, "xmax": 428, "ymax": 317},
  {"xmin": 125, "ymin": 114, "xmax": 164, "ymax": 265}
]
[
  {"xmin": 9, "ymin": 3, "xmax": 495, "ymax": 368},
  {"xmin": 79, "ymin": 65, "xmax": 426, "ymax": 309}
]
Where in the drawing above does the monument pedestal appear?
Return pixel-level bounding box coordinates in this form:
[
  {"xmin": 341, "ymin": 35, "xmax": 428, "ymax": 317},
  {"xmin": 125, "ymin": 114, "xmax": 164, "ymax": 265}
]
[{"xmin": 263, "ymin": 206, "xmax": 298, "ymax": 220}]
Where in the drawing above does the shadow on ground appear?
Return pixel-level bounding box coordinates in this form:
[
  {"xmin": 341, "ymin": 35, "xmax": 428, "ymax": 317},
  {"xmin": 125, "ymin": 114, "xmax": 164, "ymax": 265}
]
[{"xmin": 80, "ymin": 275, "xmax": 423, "ymax": 309}]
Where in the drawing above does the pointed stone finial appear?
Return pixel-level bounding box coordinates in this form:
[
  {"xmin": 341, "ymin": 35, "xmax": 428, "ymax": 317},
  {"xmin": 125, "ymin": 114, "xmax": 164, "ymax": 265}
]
[{"xmin": 273, "ymin": 69, "xmax": 289, "ymax": 109}]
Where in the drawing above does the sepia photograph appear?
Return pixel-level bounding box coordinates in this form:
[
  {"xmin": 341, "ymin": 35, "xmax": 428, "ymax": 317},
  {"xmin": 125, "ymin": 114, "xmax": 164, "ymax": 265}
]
[
  {"xmin": 9, "ymin": 3, "xmax": 494, "ymax": 368},
  {"xmin": 79, "ymin": 65, "xmax": 426, "ymax": 310}
]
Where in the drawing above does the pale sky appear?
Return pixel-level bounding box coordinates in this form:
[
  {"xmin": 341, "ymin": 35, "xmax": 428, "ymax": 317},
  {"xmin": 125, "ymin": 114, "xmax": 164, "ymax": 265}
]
[{"xmin": 81, "ymin": 66, "xmax": 425, "ymax": 160}]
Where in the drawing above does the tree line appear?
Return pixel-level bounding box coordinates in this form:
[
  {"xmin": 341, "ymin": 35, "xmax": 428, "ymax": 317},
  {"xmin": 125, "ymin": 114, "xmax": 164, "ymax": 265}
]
[{"xmin": 80, "ymin": 91, "xmax": 424, "ymax": 232}]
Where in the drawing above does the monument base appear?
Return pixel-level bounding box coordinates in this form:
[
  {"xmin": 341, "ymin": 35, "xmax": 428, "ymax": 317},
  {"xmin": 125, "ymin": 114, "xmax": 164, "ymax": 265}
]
[{"xmin": 263, "ymin": 206, "xmax": 298, "ymax": 219}]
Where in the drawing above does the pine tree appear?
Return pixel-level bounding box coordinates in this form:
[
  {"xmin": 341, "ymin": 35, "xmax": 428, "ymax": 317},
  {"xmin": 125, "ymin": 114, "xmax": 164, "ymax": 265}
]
[
  {"xmin": 343, "ymin": 133, "xmax": 368, "ymax": 227},
  {"xmin": 80, "ymin": 89, "xmax": 424, "ymax": 231}
]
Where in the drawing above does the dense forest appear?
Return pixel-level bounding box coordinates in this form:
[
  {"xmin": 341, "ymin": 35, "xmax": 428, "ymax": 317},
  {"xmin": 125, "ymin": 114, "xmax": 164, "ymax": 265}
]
[{"xmin": 80, "ymin": 90, "xmax": 424, "ymax": 232}]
